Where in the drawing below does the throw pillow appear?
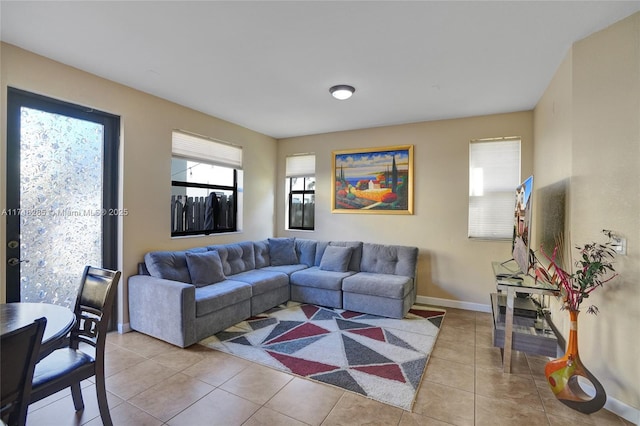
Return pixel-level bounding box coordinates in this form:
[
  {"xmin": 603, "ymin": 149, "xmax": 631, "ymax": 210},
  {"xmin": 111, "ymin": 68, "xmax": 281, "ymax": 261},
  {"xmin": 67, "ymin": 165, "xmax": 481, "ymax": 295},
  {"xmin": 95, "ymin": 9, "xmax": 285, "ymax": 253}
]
[
  {"xmin": 144, "ymin": 251, "xmax": 192, "ymax": 283},
  {"xmin": 185, "ymin": 250, "xmax": 226, "ymax": 287},
  {"xmin": 269, "ymin": 237, "xmax": 298, "ymax": 266},
  {"xmin": 319, "ymin": 246, "xmax": 353, "ymax": 272}
]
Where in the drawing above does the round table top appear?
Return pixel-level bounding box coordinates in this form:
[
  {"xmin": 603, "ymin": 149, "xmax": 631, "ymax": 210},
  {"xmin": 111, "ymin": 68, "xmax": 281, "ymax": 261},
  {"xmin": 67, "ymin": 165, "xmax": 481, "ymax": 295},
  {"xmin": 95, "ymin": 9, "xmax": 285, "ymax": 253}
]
[{"xmin": 1, "ymin": 302, "xmax": 76, "ymax": 354}]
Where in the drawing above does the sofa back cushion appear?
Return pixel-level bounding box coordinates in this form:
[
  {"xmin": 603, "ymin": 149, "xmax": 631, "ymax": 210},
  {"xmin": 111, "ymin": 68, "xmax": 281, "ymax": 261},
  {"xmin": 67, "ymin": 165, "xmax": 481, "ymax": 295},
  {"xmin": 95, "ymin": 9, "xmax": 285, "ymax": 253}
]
[
  {"xmin": 315, "ymin": 241, "xmax": 362, "ymax": 272},
  {"xmin": 208, "ymin": 241, "xmax": 256, "ymax": 276},
  {"xmin": 144, "ymin": 248, "xmax": 206, "ymax": 283},
  {"xmin": 295, "ymin": 238, "xmax": 317, "ymax": 267},
  {"xmin": 253, "ymin": 240, "xmax": 270, "ymax": 268},
  {"xmin": 185, "ymin": 250, "xmax": 227, "ymax": 286},
  {"xmin": 360, "ymin": 243, "xmax": 418, "ymax": 277},
  {"xmin": 268, "ymin": 238, "xmax": 298, "ymax": 266},
  {"xmin": 138, "ymin": 262, "xmax": 150, "ymax": 275},
  {"xmin": 255, "ymin": 239, "xmax": 316, "ymax": 268}
]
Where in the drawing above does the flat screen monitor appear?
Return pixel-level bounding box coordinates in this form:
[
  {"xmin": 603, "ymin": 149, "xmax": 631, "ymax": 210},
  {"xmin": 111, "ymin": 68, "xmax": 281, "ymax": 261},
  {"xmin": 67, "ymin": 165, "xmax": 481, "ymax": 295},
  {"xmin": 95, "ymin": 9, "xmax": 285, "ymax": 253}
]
[{"xmin": 512, "ymin": 175, "xmax": 533, "ymax": 275}]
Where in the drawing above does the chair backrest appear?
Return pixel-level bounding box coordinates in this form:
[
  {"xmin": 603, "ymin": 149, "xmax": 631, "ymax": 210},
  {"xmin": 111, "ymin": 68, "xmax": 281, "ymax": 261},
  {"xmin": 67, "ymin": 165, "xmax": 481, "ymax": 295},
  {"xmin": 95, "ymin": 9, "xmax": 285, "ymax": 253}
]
[
  {"xmin": 1, "ymin": 317, "xmax": 47, "ymax": 426},
  {"xmin": 70, "ymin": 266, "xmax": 121, "ymax": 352}
]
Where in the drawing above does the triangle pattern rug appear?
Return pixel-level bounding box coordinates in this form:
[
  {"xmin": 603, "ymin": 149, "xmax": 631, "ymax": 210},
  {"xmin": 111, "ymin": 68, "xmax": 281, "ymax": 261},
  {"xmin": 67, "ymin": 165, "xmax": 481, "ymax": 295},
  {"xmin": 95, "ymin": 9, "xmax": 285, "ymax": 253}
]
[{"xmin": 199, "ymin": 302, "xmax": 446, "ymax": 410}]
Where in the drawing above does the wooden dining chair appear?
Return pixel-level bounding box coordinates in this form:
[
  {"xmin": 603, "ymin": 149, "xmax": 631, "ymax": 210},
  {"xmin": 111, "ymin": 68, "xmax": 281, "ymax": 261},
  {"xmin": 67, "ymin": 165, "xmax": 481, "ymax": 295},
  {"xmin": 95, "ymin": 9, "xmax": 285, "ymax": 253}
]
[
  {"xmin": 29, "ymin": 266, "xmax": 121, "ymax": 426},
  {"xmin": 1, "ymin": 317, "xmax": 47, "ymax": 426}
]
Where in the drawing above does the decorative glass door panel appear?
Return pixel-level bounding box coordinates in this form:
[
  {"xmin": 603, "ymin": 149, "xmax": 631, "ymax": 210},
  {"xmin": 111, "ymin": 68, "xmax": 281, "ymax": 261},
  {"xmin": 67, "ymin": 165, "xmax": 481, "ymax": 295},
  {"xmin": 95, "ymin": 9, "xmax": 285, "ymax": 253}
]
[{"xmin": 18, "ymin": 108, "xmax": 103, "ymax": 307}]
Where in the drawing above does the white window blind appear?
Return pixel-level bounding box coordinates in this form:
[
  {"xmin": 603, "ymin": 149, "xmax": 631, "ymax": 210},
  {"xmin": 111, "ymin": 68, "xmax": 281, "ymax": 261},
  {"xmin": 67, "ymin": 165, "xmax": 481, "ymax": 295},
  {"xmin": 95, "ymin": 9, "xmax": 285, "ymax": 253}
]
[
  {"xmin": 468, "ymin": 138, "xmax": 521, "ymax": 239},
  {"xmin": 286, "ymin": 154, "xmax": 315, "ymax": 177},
  {"xmin": 172, "ymin": 131, "xmax": 242, "ymax": 169}
]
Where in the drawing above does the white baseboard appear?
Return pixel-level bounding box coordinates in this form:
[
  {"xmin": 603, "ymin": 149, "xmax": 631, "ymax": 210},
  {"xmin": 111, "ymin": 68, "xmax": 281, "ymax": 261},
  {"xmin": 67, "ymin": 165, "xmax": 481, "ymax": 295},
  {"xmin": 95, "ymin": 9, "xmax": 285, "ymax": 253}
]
[
  {"xmin": 581, "ymin": 381, "xmax": 639, "ymax": 424},
  {"xmin": 416, "ymin": 295, "xmax": 492, "ymax": 313},
  {"xmin": 415, "ymin": 296, "xmax": 639, "ymax": 424},
  {"xmin": 601, "ymin": 390, "xmax": 639, "ymax": 425},
  {"xmin": 117, "ymin": 322, "xmax": 131, "ymax": 334}
]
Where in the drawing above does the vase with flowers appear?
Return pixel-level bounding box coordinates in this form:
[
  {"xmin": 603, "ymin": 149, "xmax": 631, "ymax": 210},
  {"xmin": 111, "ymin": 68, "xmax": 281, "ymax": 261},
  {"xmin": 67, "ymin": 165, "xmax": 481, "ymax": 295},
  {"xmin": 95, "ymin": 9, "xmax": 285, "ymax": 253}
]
[{"xmin": 534, "ymin": 230, "xmax": 619, "ymax": 414}]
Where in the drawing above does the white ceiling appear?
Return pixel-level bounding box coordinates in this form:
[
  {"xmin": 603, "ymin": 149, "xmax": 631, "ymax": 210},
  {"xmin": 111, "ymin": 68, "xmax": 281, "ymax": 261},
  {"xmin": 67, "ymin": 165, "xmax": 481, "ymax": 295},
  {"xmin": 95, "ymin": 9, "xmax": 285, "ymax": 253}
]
[{"xmin": 2, "ymin": 1, "xmax": 639, "ymax": 139}]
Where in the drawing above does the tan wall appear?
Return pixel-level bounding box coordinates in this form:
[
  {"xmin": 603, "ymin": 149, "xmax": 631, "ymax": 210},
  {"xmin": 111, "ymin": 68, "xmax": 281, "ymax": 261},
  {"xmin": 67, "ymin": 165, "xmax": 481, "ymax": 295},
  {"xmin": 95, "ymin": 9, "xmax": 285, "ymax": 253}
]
[
  {"xmin": 534, "ymin": 12, "xmax": 640, "ymax": 410},
  {"xmin": 0, "ymin": 43, "xmax": 278, "ymax": 325},
  {"xmin": 532, "ymin": 52, "xmax": 573, "ymax": 189},
  {"xmin": 532, "ymin": 50, "xmax": 573, "ymax": 341},
  {"xmin": 277, "ymin": 112, "xmax": 534, "ymax": 308}
]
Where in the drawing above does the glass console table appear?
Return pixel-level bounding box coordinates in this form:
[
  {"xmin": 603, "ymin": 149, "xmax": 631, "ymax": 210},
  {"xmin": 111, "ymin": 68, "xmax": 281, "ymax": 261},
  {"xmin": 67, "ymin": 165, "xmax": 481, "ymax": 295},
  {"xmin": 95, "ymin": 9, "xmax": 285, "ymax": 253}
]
[{"xmin": 491, "ymin": 261, "xmax": 561, "ymax": 373}]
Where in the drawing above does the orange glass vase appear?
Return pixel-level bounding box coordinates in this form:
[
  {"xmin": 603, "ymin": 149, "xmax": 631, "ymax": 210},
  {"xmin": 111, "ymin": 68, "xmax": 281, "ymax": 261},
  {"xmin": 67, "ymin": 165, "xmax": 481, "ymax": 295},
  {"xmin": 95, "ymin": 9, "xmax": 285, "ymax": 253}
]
[{"xmin": 544, "ymin": 310, "xmax": 606, "ymax": 414}]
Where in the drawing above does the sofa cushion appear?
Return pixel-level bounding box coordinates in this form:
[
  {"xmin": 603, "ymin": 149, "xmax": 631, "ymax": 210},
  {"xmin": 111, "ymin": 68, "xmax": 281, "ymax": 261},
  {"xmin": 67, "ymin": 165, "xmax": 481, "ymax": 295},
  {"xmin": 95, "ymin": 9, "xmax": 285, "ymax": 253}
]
[
  {"xmin": 253, "ymin": 240, "xmax": 270, "ymax": 268},
  {"xmin": 269, "ymin": 238, "xmax": 298, "ymax": 266},
  {"xmin": 294, "ymin": 239, "xmax": 317, "ymax": 267},
  {"xmin": 138, "ymin": 262, "xmax": 150, "ymax": 275},
  {"xmin": 261, "ymin": 264, "xmax": 309, "ymax": 276},
  {"xmin": 342, "ymin": 272, "xmax": 414, "ymax": 299},
  {"xmin": 315, "ymin": 241, "xmax": 362, "ymax": 272},
  {"xmin": 230, "ymin": 269, "xmax": 289, "ymax": 296},
  {"xmin": 360, "ymin": 243, "xmax": 418, "ymax": 277},
  {"xmin": 319, "ymin": 246, "xmax": 353, "ymax": 272},
  {"xmin": 195, "ymin": 280, "xmax": 252, "ymax": 317},
  {"xmin": 209, "ymin": 241, "xmax": 256, "ymax": 276},
  {"xmin": 144, "ymin": 250, "xmax": 196, "ymax": 283},
  {"xmin": 185, "ymin": 250, "xmax": 226, "ymax": 287},
  {"xmin": 314, "ymin": 241, "xmax": 329, "ymax": 266},
  {"xmin": 290, "ymin": 266, "xmax": 355, "ymax": 291}
]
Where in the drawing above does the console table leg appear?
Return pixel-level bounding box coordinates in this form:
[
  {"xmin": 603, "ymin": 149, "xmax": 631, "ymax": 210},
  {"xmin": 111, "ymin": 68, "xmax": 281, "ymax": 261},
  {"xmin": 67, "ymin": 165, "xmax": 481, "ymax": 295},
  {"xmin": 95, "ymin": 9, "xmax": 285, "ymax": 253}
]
[{"xmin": 503, "ymin": 287, "xmax": 515, "ymax": 373}]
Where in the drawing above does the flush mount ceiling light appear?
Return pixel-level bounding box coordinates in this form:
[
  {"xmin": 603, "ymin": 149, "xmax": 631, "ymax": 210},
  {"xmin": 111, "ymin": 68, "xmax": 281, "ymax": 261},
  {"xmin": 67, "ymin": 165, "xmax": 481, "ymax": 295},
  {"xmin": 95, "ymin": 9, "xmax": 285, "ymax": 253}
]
[{"xmin": 329, "ymin": 84, "xmax": 355, "ymax": 100}]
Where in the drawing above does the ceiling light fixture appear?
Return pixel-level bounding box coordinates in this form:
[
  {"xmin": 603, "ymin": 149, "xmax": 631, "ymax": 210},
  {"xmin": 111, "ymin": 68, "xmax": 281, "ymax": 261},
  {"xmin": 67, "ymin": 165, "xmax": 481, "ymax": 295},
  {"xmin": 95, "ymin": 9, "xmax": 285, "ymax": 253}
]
[{"xmin": 329, "ymin": 84, "xmax": 355, "ymax": 100}]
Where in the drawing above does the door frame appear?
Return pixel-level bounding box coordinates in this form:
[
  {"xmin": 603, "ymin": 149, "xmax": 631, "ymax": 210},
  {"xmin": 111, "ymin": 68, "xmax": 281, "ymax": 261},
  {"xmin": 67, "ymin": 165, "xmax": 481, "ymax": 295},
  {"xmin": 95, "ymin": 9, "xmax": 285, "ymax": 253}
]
[{"xmin": 5, "ymin": 87, "xmax": 120, "ymax": 302}]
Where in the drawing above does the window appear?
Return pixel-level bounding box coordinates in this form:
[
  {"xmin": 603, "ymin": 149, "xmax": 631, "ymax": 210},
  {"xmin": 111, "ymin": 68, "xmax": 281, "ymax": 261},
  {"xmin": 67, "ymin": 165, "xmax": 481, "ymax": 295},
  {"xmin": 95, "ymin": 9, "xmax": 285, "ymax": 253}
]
[
  {"xmin": 468, "ymin": 137, "xmax": 520, "ymax": 239},
  {"xmin": 286, "ymin": 154, "xmax": 315, "ymax": 230},
  {"xmin": 171, "ymin": 131, "xmax": 242, "ymax": 236}
]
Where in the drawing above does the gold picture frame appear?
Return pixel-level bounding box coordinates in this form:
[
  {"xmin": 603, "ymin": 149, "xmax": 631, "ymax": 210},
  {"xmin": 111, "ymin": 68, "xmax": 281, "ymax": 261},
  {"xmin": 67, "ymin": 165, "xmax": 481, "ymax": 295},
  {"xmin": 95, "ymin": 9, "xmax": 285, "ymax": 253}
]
[{"xmin": 332, "ymin": 145, "xmax": 413, "ymax": 214}]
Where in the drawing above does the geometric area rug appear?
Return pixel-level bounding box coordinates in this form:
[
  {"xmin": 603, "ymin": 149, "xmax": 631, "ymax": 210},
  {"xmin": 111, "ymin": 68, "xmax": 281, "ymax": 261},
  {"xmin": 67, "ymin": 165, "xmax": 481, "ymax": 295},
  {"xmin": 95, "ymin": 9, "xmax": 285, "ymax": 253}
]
[{"xmin": 199, "ymin": 302, "xmax": 446, "ymax": 411}]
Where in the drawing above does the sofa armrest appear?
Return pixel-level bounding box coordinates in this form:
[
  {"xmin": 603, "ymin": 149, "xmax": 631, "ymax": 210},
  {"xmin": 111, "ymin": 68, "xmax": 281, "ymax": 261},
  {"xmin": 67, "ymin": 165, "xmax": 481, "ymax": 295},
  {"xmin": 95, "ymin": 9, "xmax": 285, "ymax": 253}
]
[{"xmin": 128, "ymin": 275, "xmax": 196, "ymax": 347}]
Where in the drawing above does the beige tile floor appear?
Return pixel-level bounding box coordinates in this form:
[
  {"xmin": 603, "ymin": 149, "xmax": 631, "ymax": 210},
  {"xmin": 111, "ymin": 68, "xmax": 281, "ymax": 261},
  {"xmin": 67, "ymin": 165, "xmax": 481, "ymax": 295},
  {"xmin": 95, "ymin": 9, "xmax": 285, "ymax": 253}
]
[{"xmin": 25, "ymin": 307, "xmax": 633, "ymax": 425}]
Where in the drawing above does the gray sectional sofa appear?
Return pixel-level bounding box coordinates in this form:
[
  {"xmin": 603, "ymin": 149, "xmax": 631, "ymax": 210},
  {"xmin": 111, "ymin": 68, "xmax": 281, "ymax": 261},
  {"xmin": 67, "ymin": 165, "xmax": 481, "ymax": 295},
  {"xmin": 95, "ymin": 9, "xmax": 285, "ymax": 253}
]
[{"xmin": 128, "ymin": 238, "xmax": 418, "ymax": 347}]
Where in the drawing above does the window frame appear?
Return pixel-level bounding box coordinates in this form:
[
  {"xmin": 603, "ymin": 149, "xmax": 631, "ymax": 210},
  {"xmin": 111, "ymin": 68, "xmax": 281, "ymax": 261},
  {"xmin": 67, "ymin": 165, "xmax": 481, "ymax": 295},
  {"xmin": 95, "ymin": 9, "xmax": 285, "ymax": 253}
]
[
  {"xmin": 170, "ymin": 131, "xmax": 242, "ymax": 237},
  {"xmin": 170, "ymin": 166, "xmax": 238, "ymax": 236},
  {"xmin": 287, "ymin": 176, "xmax": 315, "ymax": 231},
  {"xmin": 285, "ymin": 154, "xmax": 315, "ymax": 231}
]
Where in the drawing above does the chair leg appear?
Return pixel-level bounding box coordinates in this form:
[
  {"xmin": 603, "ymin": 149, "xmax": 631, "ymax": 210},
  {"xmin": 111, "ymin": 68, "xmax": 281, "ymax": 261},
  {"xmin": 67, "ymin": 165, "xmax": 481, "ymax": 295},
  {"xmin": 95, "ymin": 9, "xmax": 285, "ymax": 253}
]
[
  {"xmin": 95, "ymin": 375, "xmax": 113, "ymax": 426},
  {"xmin": 70, "ymin": 383, "xmax": 84, "ymax": 411}
]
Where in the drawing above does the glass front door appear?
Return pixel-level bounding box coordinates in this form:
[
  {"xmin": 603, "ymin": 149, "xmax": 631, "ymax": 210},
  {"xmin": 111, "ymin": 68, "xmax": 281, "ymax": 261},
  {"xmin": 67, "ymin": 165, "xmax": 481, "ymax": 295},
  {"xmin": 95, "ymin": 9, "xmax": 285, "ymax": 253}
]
[{"xmin": 6, "ymin": 88, "xmax": 119, "ymax": 306}]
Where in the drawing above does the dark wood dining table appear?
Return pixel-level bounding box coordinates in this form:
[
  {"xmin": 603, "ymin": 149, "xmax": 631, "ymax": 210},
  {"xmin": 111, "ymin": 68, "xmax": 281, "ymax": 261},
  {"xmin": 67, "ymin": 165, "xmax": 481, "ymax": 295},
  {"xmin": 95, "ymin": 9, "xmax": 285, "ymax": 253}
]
[{"xmin": 1, "ymin": 302, "xmax": 76, "ymax": 359}]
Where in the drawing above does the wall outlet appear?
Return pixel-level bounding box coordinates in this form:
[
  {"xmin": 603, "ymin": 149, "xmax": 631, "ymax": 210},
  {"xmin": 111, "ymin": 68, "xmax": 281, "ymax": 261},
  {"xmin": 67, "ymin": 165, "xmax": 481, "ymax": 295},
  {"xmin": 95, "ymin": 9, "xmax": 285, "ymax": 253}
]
[{"xmin": 612, "ymin": 236, "xmax": 627, "ymax": 255}]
